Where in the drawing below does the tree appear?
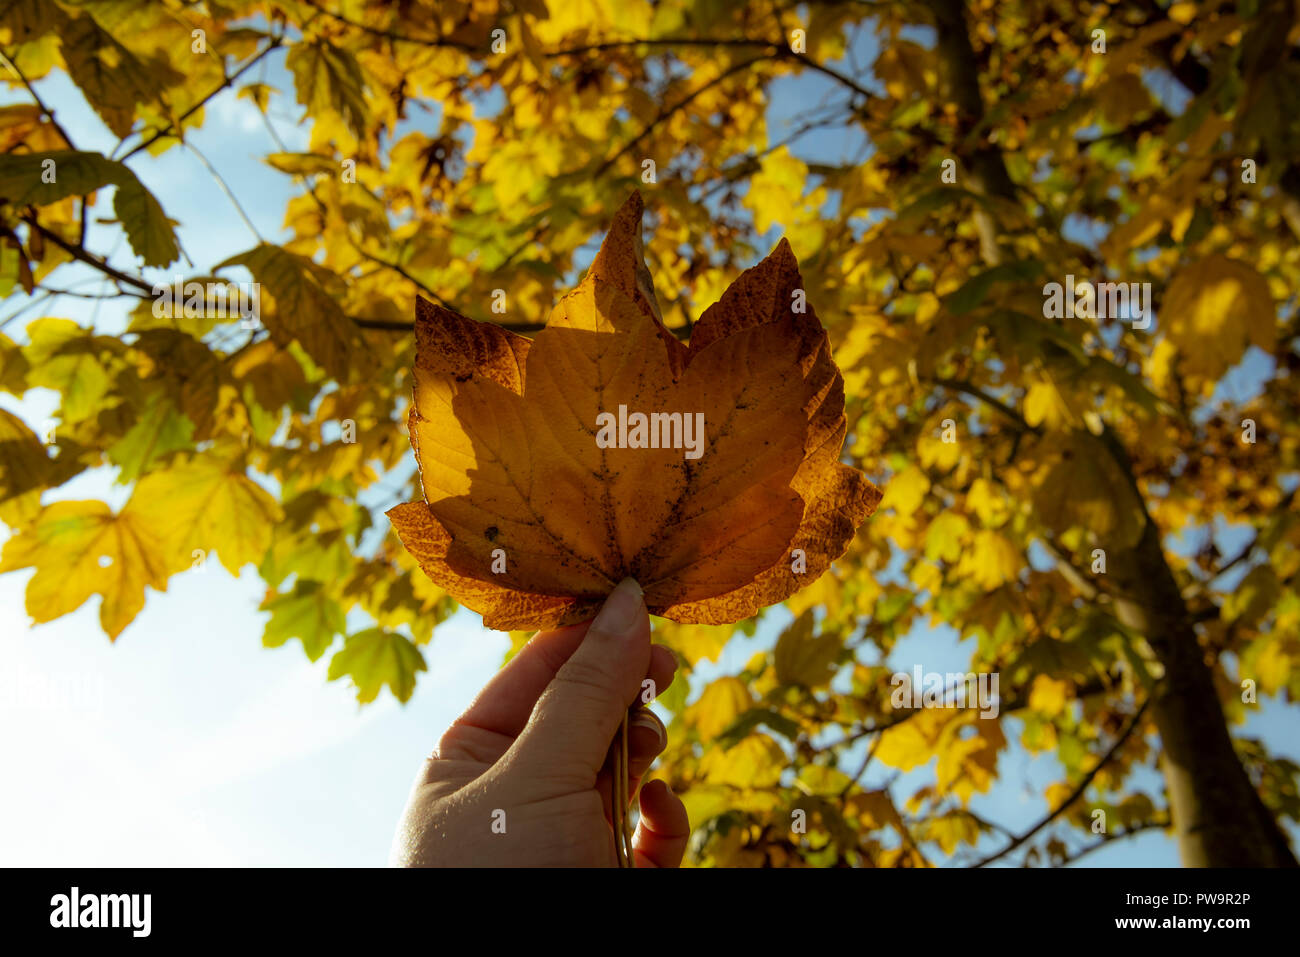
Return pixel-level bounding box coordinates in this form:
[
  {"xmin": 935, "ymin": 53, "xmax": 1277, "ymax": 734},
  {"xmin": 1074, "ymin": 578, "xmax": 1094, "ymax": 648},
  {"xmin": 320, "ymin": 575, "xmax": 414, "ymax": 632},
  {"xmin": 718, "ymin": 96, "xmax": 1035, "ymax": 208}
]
[{"xmin": 1, "ymin": 0, "xmax": 1297, "ymax": 867}]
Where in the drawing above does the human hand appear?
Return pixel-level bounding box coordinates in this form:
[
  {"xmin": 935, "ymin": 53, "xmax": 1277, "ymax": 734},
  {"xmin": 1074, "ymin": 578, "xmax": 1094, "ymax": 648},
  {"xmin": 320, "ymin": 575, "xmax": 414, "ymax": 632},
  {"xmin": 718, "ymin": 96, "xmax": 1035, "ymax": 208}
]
[{"xmin": 390, "ymin": 578, "xmax": 690, "ymax": 867}]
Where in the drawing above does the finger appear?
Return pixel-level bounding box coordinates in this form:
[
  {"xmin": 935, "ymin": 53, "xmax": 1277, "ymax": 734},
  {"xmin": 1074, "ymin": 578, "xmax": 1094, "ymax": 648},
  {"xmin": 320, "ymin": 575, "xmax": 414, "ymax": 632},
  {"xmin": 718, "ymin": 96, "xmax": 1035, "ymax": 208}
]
[
  {"xmin": 644, "ymin": 645, "xmax": 678, "ymax": 706},
  {"xmin": 512, "ymin": 578, "xmax": 650, "ymax": 785},
  {"xmin": 632, "ymin": 780, "xmax": 690, "ymax": 869},
  {"xmin": 438, "ymin": 623, "xmax": 672, "ymax": 771},
  {"xmin": 449, "ymin": 621, "xmax": 592, "ymax": 739},
  {"xmin": 450, "ymin": 614, "xmax": 672, "ymax": 741},
  {"xmin": 597, "ymin": 708, "xmax": 668, "ymax": 820}
]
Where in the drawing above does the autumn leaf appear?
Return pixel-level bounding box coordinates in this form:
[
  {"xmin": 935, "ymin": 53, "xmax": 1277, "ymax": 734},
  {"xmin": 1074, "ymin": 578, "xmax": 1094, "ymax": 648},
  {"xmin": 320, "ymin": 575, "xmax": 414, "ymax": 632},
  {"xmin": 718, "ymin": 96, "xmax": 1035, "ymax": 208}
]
[
  {"xmin": 0, "ymin": 151, "xmax": 180, "ymax": 266},
  {"xmin": 129, "ymin": 456, "xmax": 283, "ymax": 575},
  {"xmin": 217, "ymin": 243, "xmax": 375, "ymax": 381},
  {"xmin": 0, "ymin": 498, "xmax": 171, "ymax": 639},
  {"xmin": 388, "ymin": 193, "xmax": 881, "ymax": 630},
  {"xmin": 327, "ymin": 628, "xmax": 426, "ymax": 704},
  {"xmin": 1162, "ymin": 254, "xmax": 1275, "ymax": 379},
  {"xmin": 0, "ymin": 406, "xmax": 51, "ymax": 524},
  {"xmin": 261, "ymin": 580, "xmax": 347, "ymax": 663},
  {"xmin": 773, "ymin": 609, "xmax": 842, "ymax": 688}
]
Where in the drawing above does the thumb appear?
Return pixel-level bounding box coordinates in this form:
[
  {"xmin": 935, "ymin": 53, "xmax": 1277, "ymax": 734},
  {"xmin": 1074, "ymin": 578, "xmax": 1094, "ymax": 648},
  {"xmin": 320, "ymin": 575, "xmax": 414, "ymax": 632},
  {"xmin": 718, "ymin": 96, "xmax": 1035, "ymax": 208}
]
[{"xmin": 511, "ymin": 578, "xmax": 650, "ymax": 785}]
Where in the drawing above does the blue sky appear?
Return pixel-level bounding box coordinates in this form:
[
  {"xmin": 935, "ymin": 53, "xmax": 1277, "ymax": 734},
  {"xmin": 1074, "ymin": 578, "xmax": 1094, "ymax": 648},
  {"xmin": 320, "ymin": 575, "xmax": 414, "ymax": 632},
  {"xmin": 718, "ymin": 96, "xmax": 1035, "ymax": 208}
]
[{"xmin": 1, "ymin": 25, "xmax": 1295, "ymax": 868}]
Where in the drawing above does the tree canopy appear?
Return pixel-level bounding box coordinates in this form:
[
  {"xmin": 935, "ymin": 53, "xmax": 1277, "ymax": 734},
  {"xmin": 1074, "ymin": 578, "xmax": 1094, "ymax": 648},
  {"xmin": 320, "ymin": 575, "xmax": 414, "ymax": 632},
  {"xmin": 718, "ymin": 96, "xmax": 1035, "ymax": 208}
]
[{"xmin": 1, "ymin": 0, "xmax": 1297, "ymax": 867}]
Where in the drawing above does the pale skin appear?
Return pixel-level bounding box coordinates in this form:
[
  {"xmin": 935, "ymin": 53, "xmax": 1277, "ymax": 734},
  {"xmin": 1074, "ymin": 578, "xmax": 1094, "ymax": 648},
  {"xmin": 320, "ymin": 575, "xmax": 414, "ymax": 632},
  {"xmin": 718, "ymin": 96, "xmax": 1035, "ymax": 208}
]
[{"xmin": 391, "ymin": 578, "xmax": 691, "ymax": 867}]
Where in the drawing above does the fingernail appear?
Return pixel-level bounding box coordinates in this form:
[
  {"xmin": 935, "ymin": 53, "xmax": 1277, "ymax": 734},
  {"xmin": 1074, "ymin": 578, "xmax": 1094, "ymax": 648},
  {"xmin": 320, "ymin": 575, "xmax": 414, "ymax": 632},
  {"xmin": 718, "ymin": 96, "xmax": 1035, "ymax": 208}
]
[
  {"xmin": 631, "ymin": 709, "xmax": 666, "ymax": 749},
  {"xmin": 591, "ymin": 578, "xmax": 644, "ymax": 639}
]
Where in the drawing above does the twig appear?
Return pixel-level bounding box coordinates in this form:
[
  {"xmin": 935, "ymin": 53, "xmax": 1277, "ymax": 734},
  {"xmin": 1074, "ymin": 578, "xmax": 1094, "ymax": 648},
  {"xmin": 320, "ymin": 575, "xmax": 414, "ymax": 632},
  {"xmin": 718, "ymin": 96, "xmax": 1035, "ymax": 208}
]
[{"xmin": 971, "ymin": 692, "xmax": 1155, "ymax": 868}]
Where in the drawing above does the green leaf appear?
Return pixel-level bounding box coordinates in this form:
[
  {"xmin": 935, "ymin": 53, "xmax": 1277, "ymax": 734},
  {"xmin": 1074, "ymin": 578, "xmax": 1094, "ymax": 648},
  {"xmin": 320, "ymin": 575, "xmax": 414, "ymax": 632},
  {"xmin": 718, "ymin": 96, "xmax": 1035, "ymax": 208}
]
[
  {"xmin": 261, "ymin": 579, "xmax": 346, "ymax": 662},
  {"xmin": 0, "ymin": 150, "xmax": 179, "ymax": 266},
  {"xmin": 328, "ymin": 628, "xmax": 426, "ymax": 704},
  {"xmin": 106, "ymin": 390, "xmax": 195, "ymax": 484},
  {"xmin": 943, "ymin": 260, "xmax": 1043, "ymax": 315}
]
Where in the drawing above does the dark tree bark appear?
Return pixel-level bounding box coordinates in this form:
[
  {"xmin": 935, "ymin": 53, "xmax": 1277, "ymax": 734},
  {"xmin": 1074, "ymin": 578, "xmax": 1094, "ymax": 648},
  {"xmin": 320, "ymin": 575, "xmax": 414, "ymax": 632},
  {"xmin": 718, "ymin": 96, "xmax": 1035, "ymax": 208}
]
[{"xmin": 929, "ymin": 0, "xmax": 1297, "ymax": 867}]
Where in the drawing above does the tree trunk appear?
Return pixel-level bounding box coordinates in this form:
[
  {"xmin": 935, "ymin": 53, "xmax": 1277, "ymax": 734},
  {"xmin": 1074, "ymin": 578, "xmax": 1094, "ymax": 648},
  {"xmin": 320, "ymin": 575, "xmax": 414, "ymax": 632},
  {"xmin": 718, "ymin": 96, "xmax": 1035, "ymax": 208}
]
[
  {"xmin": 1096, "ymin": 425, "xmax": 1298, "ymax": 866},
  {"xmin": 1108, "ymin": 516, "xmax": 1297, "ymax": 866},
  {"xmin": 931, "ymin": 0, "xmax": 1298, "ymax": 866}
]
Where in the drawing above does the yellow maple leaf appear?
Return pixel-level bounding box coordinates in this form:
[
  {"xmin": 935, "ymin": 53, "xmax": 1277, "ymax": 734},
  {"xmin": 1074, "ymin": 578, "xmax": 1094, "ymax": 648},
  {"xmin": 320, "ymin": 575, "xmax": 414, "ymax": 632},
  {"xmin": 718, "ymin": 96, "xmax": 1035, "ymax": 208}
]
[
  {"xmin": 1163, "ymin": 254, "xmax": 1275, "ymax": 379},
  {"xmin": 1028, "ymin": 675, "xmax": 1070, "ymax": 717},
  {"xmin": 130, "ymin": 456, "xmax": 283, "ymax": 575},
  {"xmin": 0, "ymin": 499, "xmax": 170, "ymax": 639},
  {"xmin": 686, "ymin": 675, "xmax": 753, "ymax": 739}
]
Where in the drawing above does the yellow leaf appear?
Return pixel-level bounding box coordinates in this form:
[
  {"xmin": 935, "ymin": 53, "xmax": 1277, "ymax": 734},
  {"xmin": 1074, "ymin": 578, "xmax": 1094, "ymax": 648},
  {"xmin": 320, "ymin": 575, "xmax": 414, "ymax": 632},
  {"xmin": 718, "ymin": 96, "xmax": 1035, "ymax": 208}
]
[
  {"xmin": 875, "ymin": 708, "xmax": 952, "ymax": 771},
  {"xmin": 1028, "ymin": 675, "xmax": 1069, "ymax": 717},
  {"xmin": 0, "ymin": 499, "xmax": 170, "ymax": 639},
  {"xmin": 688, "ymin": 676, "xmax": 753, "ymax": 739},
  {"xmin": 1163, "ymin": 255, "xmax": 1275, "ymax": 379},
  {"xmin": 699, "ymin": 733, "xmax": 784, "ymax": 788},
  {"xmin": 745, "ymin": 146, "xmax": 809, "ymax": 235},
  {"xmin": 925, "ymin": 812, "xmax": 981, "ymax": 854},
  {"xmin": 918, "ymin": 430, "xmax": 961, "ymax": 471},
  {"xmin": 130, "ymin": 456, "xmax": 283, "ymax": 575},
  {"xmin": 936, "ymin": 715, "xmax": 1006, "ymax": 801},
  {"xmin": 774, "ymin": 610, "xmax": 841, "ymax": 688},
  {"xmin": 925, "ymin": 511, "xmax": 969, "ymax": 563},
  {"xmin": 955, "ymin": 530, "xmax": 1021, "ymax": 590},
  {"xmin": 882, "ymin": 465, "xmax": 929, "ymax": 517},
  {"xmin": 965, "ymin": 477, "xmax": 1008, "ymax": 528},
  {"xmin": 1023, "ymin": 380, "xmax": 1075, "ymax": 430}
]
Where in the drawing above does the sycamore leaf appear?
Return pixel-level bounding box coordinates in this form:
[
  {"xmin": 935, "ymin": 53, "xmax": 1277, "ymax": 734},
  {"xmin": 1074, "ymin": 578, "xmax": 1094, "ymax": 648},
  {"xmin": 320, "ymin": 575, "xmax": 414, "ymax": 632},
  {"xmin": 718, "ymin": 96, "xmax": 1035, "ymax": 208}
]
[
  {"xmin": 106, "ymin": 390, "xmax": 195, "ymax": 484},
  {"xmin": 0, "ymin": 406, "xmax": 51, "ymax": 525},
  {"xmin": 0, "ymin": 499, "xmax": 170, "ymax": 639},
  {"xmin": 129, "ymin": 456, "xmax": 283, "ymax": 575},
  {"xmin": 0, "ymin": 150, "xmax": 179, "ymax": 266},
  {"xmin": 327, "ymin": 628, "xmax": 426, "ymax": 704},
  {"xmin": 388, "ymin": 193, "xmax": 881, "ymax": 629},
  {"xmin": 774, "ymin": 609, "xmax": 841, "ymax": 688},
  {"xmin": 1163, "ymin": 255, "xmax": 1275, "ymax": 379},
  {"xmin": 20, "ymin": 317, "xmax": 117, "ymax": 421},
  {"xmin": 57, "ymin": 15, "xmax": 182, "ymax": 140},
  {"xmin": 218, "ymin": 243, "xmax": 374, "ymax": 380},
  {"xmin": 687, "ymin": 676, "xmax": 754, "ymax": 739},
  {"xmin": 285, "ymin": 39, "xmax": 369, "ymax": 139},
  {"xmin": 1030, "ymin": 431, "xmax": 1147, "ymax": 549},
  {"xmin": 264, "ymin": 152, "xmax": 340, "ymax": 176},
  {"xmin": 260, "ymin": 579, "xmax": 346, "ymax": 662},
  {"xmin": 700, "ymin": 733, "xmax": 785, "ymax": 788},
  {"xmin": 875, "ymin": 707, "xmax": 952, "ymax": 771}
]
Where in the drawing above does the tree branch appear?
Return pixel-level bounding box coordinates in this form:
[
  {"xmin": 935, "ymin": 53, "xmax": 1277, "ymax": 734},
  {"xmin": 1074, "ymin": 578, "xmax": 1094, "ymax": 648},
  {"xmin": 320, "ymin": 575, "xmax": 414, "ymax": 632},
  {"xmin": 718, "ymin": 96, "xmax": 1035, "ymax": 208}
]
[
  {"xmin": 117, "ymin": 36, "xmax": 284, "ymax": 162},
  {"xmin": 971, "ymin": 692, "xmax": 1155, "ymax": 868}
]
